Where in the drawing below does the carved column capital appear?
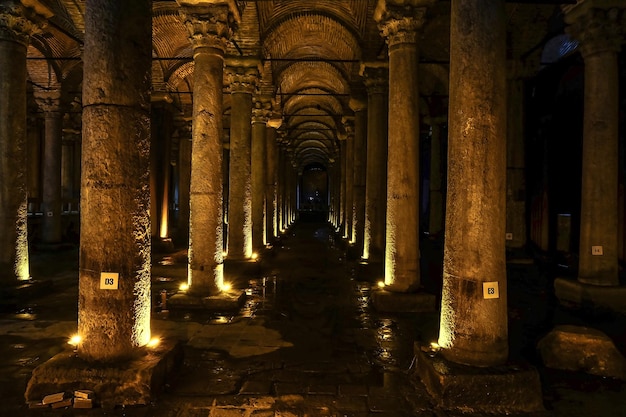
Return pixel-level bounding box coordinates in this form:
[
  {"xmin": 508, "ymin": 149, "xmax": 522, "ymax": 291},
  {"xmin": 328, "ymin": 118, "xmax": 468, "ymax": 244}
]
[
  {"xmin": 33, "ymin": 89, "xmax": 62, "ymax": 114},
  {"xmin": 179, "ymin": 3, "xmax": 239, "ymax": 53},
  {"xmin": 0, "ymin": 0, "xmax": 50, "ymax": 46},
  {"xmin": 563, "ymin": 2, "xmax": 625, "ymax": 58},
  {"xmin": 360, "ymin": 62, "xmax": 388, "ymax": 94},
  {"xmin": 226, "ymin": 58, "xmax": 260, "ymax": 94},
  {"xmin": 252, "ymin": 95, "xmax": 272, "ymax": 124},
  {"xmin": 374, "ymin": 0, "xmax": 434, "ymax": 47}
]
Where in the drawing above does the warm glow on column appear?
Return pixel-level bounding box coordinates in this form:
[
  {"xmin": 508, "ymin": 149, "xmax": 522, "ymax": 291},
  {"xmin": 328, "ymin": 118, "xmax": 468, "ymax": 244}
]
[
  {"xmin": 362, "ymin": 216, "xmax": 372, "ymax": 260},
  {"xmin": 15, "ymin": 201, "xmax": 30, "ymax": 280},
  {"xmin": 214, "ymin": 261, "xmax": 224, "ymax": 291},
  {"xmin": 159, "ymin": 210, "xmax": 168, "ymax": 238},
  {"xmin": 244, "ymin": 187, "xmax": 253, "ymax": 259},
  {"xmin": 437, "ymin": 273, "xmax": 456, "ymax": 349},
  {"xmin": 384, "ymin": 221, "xmax": 396, "ymax": 286},
  {"xmin": 133, "ymin": 264, "xmax": 152, "ymax": 347}
]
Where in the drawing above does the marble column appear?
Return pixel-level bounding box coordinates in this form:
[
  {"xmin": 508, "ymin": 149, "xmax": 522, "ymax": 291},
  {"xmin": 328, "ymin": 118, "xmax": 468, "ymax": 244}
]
[
  {"xmin": 343, "ymin": 118, "xmax": 355, "ymax": 241},
  {"xmin": 438, "ymin": 0, "xmax": 508, "ymax": 367},
  {"xmin": 360, "ymin": 63, "xmax": 388, "ymax": 261},
  {"xmin": 265, "ymin": 120, "xmax": 280, "ymax": 243},
  {"xmin": 350, "ymin": 97, "xmax": 367, "ymax": 253},
  {"xmin": 150, "ymin": 99, "xmax": 173, "ymax": 242},
  {"xmin": 506, "ymin": 63, "xmax": 528, "ymax": 251},
  {"xmin": 376, "ymin": 1, "xmax": 430, "ymax": 292},
  {"xmin": 0, "ymin": 1, "xmax": 40, "ymax": 283},
  {"xmin": 251, "ymin": 96, "xmax": 270, "ymax": 250},
  {"xmin": 79, "ymin": 0, "xmax": 152, "ymax": 361},
  {"xmin": 180, "ymin": 3, "xmax": 237, "ymax": 296},
  {"xmin": 565, "ymin": 3, "xmax": 623, "ymax": 286},
  {"xmin": 35, "ymin": 90, "xmax": 64, "ymax": 245},
  {"xmin": 339, "ymin": 134, "xmax": 347, "ymax": 236},
  {"xmin": 226, "ymin": 60, "xmax": 258, "ymax": 260}
]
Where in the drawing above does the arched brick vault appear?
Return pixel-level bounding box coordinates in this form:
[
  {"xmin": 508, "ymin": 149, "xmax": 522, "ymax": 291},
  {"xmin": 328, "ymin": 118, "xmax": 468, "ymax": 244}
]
[{"xmin": 27, "ymin": 0, "xmax": 565, "ymax": 171}]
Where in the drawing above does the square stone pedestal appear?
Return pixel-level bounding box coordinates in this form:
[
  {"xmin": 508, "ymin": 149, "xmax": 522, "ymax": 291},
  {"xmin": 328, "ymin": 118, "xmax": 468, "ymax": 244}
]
[
  {"xmin": 371, "ymin": 289, "xmax": 436, "ymax": 313},
  {"xmin": 554, "ymin": 277, "xmax": 626, "ymax": 315},
  {"xmin": 25, "ymin": 339, "xmax": 182, "ymax": 408},
  {"xmin": 415, "ymin": 344, "xmax": 544, "ymax": 413}
]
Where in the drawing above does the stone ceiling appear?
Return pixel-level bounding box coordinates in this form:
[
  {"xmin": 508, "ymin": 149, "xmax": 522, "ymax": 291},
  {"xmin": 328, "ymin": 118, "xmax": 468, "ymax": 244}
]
[{"xmin": 26, "ymin": 0, "xmax": 570, "ymax": 170}]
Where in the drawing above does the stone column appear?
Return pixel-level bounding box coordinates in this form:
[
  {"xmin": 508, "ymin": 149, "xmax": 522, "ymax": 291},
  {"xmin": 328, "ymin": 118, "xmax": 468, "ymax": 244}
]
[
  {"xmin": 226, "ymin": 60, "xmax": 258, "ymax": 260},
  {"xmin": 350, "ymin": 97, "xmax": 367, "ymax": 252},
  {"xmin": 438, "ymin": 0, "xmax": 508, "ymax": 367},
  {"xmin": 180, "ymin": 3, "xmax": 237, "ymax": 296},
  {"xmin": 361, "ymin": 63, "xmax": 388, "ymax": 261},
  {"xmin": 565, "ymin": 3, "xmax": 623, "ymax": 286},
  {"xmin": 176, "ymin": 120, "xmax": 192, "ymax": 246},
  {"xmin": 339, "ymin": 134, "xmax": 347, "ymax": 235},
  {"xmin": 79, "ymin": 0, "xmax": 152, "ymax": 361},
  {"xmin": 266, "ymin": 119, "xmax": 280, "ymax": 243},
  {"xmin": 252, "ymin": 96, "xmax": 270, "ymax": 250},
  {"xmin": 343, "ymin": 118, "xmax": 355, "ymax": 241},
  {"xmin": 35, "ymin": 90, "xmax": 64, "ymax": 245},
  {"xmin": 150, "ymin": 98, "xmax": 173, "ymax": 242},
  {"xmin": 427, "ymin": 120, "xmax": 444, "ymax": 237},
  {"xmin": 376, "ymin": 1, "xmax": 431, "ymax": 292},
  {"xmin": 506, "ymin": 63, "xmax": 528, "ymax": 251},
  {"xmin": 0, "ymin": 1, "xmax": 41, "ymax": 283}
]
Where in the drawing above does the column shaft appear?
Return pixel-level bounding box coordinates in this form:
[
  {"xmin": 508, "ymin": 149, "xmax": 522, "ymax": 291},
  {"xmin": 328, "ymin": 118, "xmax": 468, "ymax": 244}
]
[
  {"xmin": 251, "ymin": 108, "xmax": 268, "ymax": 250},
  {"xmin": 428, "ymin": 123, "xmax": 444, "ymax": 236},
  {"xmin": 351, "ymin": 103, "xmax": 367, "ymax": 251},
  {"xmin": 40, "ymin": 103, "xmax": 63, "ymax": 244},
  {"xmin": 177, "ymin": 130, "xmax": 192, "ymax": 246},
  {"xmin": 439, "ymin": 0, "xmax": 508, "ymax": 367},
  {"xmin": 0, "ymin": 2, "xmax": 34, "ymax": 282},
  {"xmin": 265, "ymin": 126, "xmax": 278, "ymax": 242},
  {"xmin": 79, "ymin": 0, "xmax": 152, "ymax": 362}
]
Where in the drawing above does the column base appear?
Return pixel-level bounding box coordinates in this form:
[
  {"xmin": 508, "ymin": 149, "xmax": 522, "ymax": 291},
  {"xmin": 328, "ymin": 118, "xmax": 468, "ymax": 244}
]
[
  {"xmin": 355, "ymin": 259, "xmax": 384, "ymax": 281},
  {"xmin": 168, "ymin": 290, "xmax": 246, "ymax": 312},
  {"xmin": 414, "ymin": 344, "xmax": 544, "ymax": 413},
  {"xmin": 25, "ymin": 339, "xmax": 182, "ymax": 409},
  {"xmin": 554, "ymin": 277, "xmax": 626, "ymax": 315},
  {"xmin": 371, "ymin": 289, "xmax": 436, "ymax": 313}
]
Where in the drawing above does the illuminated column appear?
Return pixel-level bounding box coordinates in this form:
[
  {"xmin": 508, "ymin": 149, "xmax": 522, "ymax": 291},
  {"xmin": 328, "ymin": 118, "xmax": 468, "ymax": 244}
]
[
  {"xmin": 351, "ymin": 98, "xmax": 367, "ymax": 252},
  {"xmin": 277, "ymin": 140, "xmax": 286, "ymax": 232},
  {"xmin": 361, "ymin": 63, "xmax": 388, "ymax": 261},
  {"xmin": 252, "ymin": 96, "xmax": 270, "ymax": 250},
  {"xmin": 180, "ymin": 3, "xmax": 237, "ymax": 296},
  {"xmin": 427, "ymin": 120, "xmax": 444, "ymax": 237},
  {"xmin": 265, "ymin": 120, "xmax": 280, "ymax": 242},
  {"xmin": 78, "ymin": 0, "xmax": 152, "ymax": 361},
  {"xmin": 438, "ymin": 0, "xmax": 508, "ymax": 366},
  {"xmin": 0, "ymin": 2, "xmax": 41, "ymax": 283},
  {"xmin": 339, "ymin": 134, "xmax": 347, "ymax": 234},
  {"xmin": 226, "ymin": 60, "xmax": 258, "ymax": 260},
  {"xmin": 35, "ymin": 90, "xmax": 64, "ymax": 245},
  {"xmin": 343, "ymin": 118, "xmax": 355, "ymax": 240},
  {"xmin": 176, "ymin": 121, "xmax": 192, "ymax": 245},
  {"xmin": 565, "ymin": 3, "xmax": 622, "ymax": 286},
  {"xmin": 150, "ymin": 97, "xmax": 173, "ymax": 242},
  {"xmin": 505, "ymin": 63, "xmax": 528, "ymax": 251},
  {"xmin": 376, "ymin": 1, "xmax": 431, "ymax": 292},
  {"xmin": 61, "ymin": 135, "xmax": 78, "ymax": 211}
]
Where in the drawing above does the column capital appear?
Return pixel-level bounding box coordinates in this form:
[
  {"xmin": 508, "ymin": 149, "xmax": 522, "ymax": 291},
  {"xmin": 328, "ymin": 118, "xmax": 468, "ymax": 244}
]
[
  {"xmin": 0, "ymin": 0, "xmax": 51, "ymax": 46},
  {"xmin": 563, "ymin": 2, "xmax": 625, "ymax": 58},
  {"xmin": 179, "ymin": 2, "xmax": 239, "ymax": 53},
  {"xmin": 349, "ymin": 96, "xmax": 367, "ymax": 113},
  {"xmin": 342, "ymin": 115, "xmax": 355, "ymax": 137},
  {"xmin": 252, "ymin": 95, "xmax": 272, "ymax": 124},
  {"xmin": 226, "ymin": 58, "xmax": 260, "ymax": 94},
  {"xmin": 374, "ymin": 0, "xmax": 435, "ymax": 47},
  {"xmin": 33, "ymin": 89, "xmax": 62, "ymax": 114},
  {"xmin": 359, "ymin": 62, "xmax": 388, "ymax": 94}
]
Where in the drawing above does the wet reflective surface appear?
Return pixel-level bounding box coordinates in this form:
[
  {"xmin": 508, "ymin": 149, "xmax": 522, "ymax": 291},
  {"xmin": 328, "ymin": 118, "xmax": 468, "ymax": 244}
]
[{"xmin": 0, "ymin": 220, "xmax": 625, "ymax": 416}]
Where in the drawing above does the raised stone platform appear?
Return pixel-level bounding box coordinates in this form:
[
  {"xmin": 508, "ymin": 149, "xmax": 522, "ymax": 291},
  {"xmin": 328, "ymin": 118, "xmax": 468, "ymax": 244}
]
[
  {"xmin": 554, "ymin": 277, "xmax": 626, "ymax": 315},
  {"xmin": 415, "ymin": 344, "xmax": 544, "ymax": 414},
  {"xmin": 25, "ymin": 339, "xmax": 182, "ymax": 408},
  {"xmin": 371, "ymin": 289, "xmax": 436, "ymax": 313}
]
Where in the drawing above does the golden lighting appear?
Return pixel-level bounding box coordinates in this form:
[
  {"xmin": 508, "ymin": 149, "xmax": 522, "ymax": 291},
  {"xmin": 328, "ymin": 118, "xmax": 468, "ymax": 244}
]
[
  {"xmin": 159, "ymin": 211, "xmax": 168, "ymax": 239},
  {"xmin": 179, "ymin": 283, "xmax": 189, "ymax": 292},
  {"xmin": 251, "ymin": 252, "xmax": 258, "ymax": 261},
  {"xmin": 68, "ymin": 334, "xmax": 82, "ymax": 346},
  {"xmin": 147, "ymin": 337, "xmax": 160, "ymax": 348},
  {"xmin": 377, "ymin": 281, "xmax": 385, "ymax": 289},
  {"xmin": 220, "ymin": 282, "xmax": 232, "ymax": 292}
]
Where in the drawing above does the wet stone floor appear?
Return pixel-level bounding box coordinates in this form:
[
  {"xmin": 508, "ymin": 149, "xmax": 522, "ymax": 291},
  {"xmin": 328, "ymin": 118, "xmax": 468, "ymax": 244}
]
[{"xmin": 1, "ymin": 220, "xmax": 626, "ymax": 416}]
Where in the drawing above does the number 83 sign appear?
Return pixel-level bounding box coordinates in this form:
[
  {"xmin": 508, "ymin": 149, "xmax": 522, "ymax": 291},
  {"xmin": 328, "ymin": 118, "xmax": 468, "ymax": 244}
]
[{"xmin": 100, "ymin": 272, "xmax": 119, "ymax": 290}]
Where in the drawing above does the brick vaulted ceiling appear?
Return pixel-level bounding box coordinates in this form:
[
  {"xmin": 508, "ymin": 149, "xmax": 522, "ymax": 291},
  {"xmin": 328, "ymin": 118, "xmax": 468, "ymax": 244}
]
[{"xmin": 26, "ymin": 0, "xmax": 567, "ymax": 170}]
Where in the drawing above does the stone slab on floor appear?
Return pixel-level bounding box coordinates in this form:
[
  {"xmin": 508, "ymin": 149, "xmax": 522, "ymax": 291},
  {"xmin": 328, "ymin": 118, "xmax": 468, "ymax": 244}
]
[
  {"xmin": 554, "ymin": 277, "xmax": 626, "ymax": 315},
  {"xmin": 371, "ymin": 290, "xmax": 436, "ymax": 313},
  {"xmin": 24, "ymin": 339, "xmax": 183, "ymax": 408},
  {"xmin": 169, "ymin": 290, "xmax": 246, "ymax": 311},
  {"xmin": 414, "ymin": 344, "xmax": 544, "ymax": 414},
  {"xmin": 538, "ymin": 324, "xmax": 626, "ymax": 379}
]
